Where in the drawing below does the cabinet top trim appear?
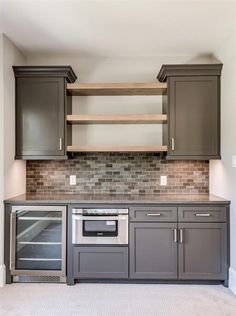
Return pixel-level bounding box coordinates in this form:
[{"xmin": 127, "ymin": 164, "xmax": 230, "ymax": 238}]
[
  {"xmin": 157, "ymin": 64, "xmax": 223, "ymax": 82},
  {"xmin": 13, "ymin": 66, "xmax": 77, "ymax": 83}
]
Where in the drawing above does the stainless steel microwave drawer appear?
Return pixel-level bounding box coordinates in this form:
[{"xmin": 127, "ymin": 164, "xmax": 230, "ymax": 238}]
[
  {"xmin": 178, "ymin": 206, "xmax": 227, "ymax": 222},
  {"xmin": 129, "ymin": 206, "xmax": 177, "ymax": 222}
]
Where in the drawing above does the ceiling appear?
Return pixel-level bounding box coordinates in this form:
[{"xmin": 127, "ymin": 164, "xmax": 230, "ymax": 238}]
[{"xmin": 0, "ymin": 0, "xmax": 236, "ymax": 58}]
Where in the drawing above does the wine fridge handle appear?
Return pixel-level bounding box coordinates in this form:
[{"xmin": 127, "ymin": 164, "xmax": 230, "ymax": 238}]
[{"xmin": 10, "ymin": 212, "xmax": 16, "ymax": 271}]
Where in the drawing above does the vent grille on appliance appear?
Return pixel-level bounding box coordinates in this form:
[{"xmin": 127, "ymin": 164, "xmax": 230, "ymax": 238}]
[{"xmin": 13, "ymin": 275, "xmax": 66, "ymax": 283}]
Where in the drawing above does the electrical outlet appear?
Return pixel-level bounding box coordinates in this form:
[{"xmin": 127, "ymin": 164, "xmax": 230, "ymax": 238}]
[
  {"xmin": 232, "ymin": 156, "xmax": 236, "ymax": 168},
  {"xmin": 160, "ymin": 175, "xmax": 167, "ymax": 186},
  {"xmin": 70, "ymin": 175, "xmax": 76, "ymax": 185}
]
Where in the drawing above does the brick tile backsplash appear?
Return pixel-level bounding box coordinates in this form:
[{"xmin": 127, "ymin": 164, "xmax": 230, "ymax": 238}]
[{"xmin": 26, "ymin": 153, "xmax": 209, "ymax": 195}]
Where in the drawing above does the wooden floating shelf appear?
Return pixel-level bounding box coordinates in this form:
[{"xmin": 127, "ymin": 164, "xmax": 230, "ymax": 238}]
[
  {"xmin": 66, "ymin": 114, "xmax": 167, "ymax": 124},
  {"xmin": 67, "ymin": 145, "xmax": 168, "ymax": 153},
  {"xmin": 67, "ymin": 82, "xmax": 167, "ymax": 96}
]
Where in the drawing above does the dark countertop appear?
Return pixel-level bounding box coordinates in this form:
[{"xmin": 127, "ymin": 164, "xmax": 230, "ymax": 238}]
[{"xmin": 4, "ymin": 193, "xmax": 230, "ymax": 205}]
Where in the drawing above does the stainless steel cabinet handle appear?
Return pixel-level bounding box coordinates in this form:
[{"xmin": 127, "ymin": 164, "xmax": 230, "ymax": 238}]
[
  {"xmin": 179, "ymin": 228, "xmax": 184, "ymax": 243},
  {"xmin": 171, "ymin": 138, "xmax": 175, "ymax": 151},
  {"xmin": 173, "ymin": 228, "xmax": 178, "ymax": 243},
  {"xmin": 9, "ymin": 213, "xmax": 13, "ymax": 270},
  {"xmin": 18, "ymin": 216, "xmax": 62, "ymax": 221},
  {"xmin": 146, "ymin": 213, "xmax": 161, "ymax": 216},
  {"xmin": 59, "ymin": 137, "xmax": 63, "ymax": 151},
  {"xmin": 10, "ymin": 212, "xmax": 16, "ymax": 271},
  {"xmin": 195, "ymin": 213, "xmax": 211, "ymax": 217}
]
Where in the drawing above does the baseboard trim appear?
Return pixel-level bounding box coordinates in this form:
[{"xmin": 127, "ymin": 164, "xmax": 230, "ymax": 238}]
[
  {"xmin": 229, "ymin": 267, "xmax": 236, "ymax": 295},
  {"xmin": 0, "ymin": 264, "xmax": 6, "ymax": 287}
]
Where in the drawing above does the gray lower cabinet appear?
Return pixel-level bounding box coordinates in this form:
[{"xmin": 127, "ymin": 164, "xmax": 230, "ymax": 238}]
[
  {"xmin": 129, "ymin": 205, "xmax": 228, "ymax": 283},
  {"xmin": 73, "ymin": 246, "xmax": 128, "ymax": 279},
  {"xmin": 4, "ymin": 202, "xmax": 229, "ymax": 285},
  {"xmin": 178, "ymin": 223, "xmax": 227, "ymax": 280},
  {"xmin": 130, "ymin": 222, "xmax": 178, "ymax": 279}
]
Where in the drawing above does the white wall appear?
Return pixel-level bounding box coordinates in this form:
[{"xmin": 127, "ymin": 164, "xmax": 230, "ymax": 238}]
[
  {"xmin": 210, "ymin": 30, "xmax": 236, "ymax": 294},
  {"xmin": 0, "ymin": 34, "xmax": 4, "ymax": 286},
  {"xmin": 27, "ymin": 54, "xmax": 215, "ymax": 147},
  {"xmin": 0, "ymin": 35, "xmax": 26, "ymax": 286},
  {"xmin": 3, "ymin": 35, "xmax": 26, "ymax": 198}
]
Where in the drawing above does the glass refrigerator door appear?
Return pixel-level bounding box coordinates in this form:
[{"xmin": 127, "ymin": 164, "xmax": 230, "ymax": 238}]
[{"xmin": 11, "ymin": 206, "xmax": 66, "ymax": 275}]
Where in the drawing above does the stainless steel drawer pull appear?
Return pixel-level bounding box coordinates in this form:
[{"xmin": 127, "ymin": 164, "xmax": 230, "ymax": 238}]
[
  {"xmin": 146, "ymin": 213, "xmax": 161, "ymax": 216},
  {"xmin": 173, "ymin": 229, "xmax": 178, "ymax": 243},
  {"xmin": 179, "ymin": 228, "xmax": 184, "ymax": 243},
  {"xmin": 195, "ymin": 213, "xmax": 211, "ymax": 217}
]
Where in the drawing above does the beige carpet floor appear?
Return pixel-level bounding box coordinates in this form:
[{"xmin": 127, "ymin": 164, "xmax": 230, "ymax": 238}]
[{"xmin": 0, "ymin": 283, "xmax": 236, "ymax": 316}]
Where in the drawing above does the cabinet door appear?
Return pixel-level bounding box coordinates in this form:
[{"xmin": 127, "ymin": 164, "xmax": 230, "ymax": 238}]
[
  {"xmin": 16, "ymin": 77, "xmax": 65, "ymax": 158},
  {"xmin": 178, "ymin": 223, "xmax": 227, "ymax": 280},
  {"xmin": 73, "ymin": 247, "xmax": 128, "ymax": 279},
  {"xmin": 169, "ymin": 76, "xmax": 220, "ymax": 159},
  {"xmin": 130, "ymin": 222, "xmax": 177, "ymax": 279}
]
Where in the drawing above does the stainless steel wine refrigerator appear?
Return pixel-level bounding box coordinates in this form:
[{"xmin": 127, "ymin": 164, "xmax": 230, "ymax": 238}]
[{"xmin": 10, "ymin": 205, "xmax": 66, "ymax": 282}]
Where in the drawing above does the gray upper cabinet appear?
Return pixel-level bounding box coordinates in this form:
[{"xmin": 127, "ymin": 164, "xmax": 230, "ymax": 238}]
[
  {"xmin": 13, "ymin": 66, "xmax": 77, "ymax": 160},
  {"xmin": 130, "ymin": 222, "xmax": 178, "ymax": 279},
  {"xmin": 157, "ymin": 64, "xmax": 222, "ymax": 160}
]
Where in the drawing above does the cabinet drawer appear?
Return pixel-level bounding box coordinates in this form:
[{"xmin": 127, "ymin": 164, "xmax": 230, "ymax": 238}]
[
  {"xmin": 129, "ymin": 207, "xmax": 177, "ymax": 222},
  {"xmin": 73, "ymin": 246, "xmax": 128, "ymax": 279},
  {"xmin": 178, "ymin": 206, "xmax": 227, "ymax": 222}
]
